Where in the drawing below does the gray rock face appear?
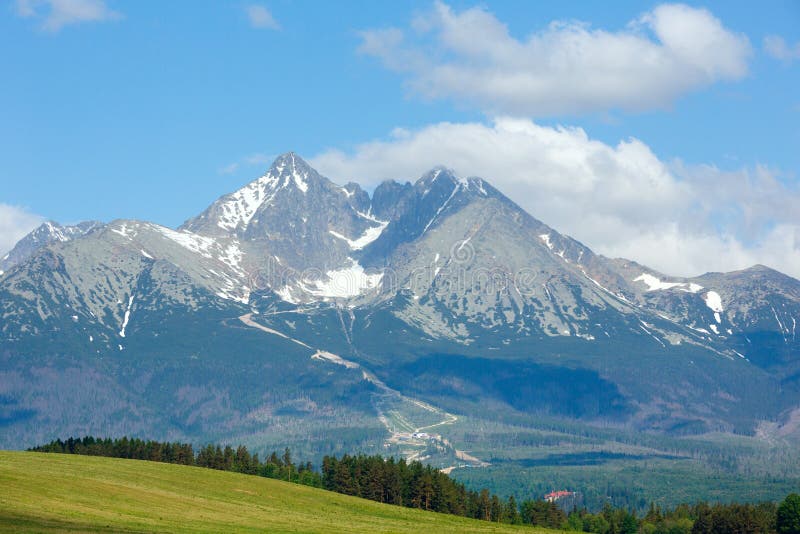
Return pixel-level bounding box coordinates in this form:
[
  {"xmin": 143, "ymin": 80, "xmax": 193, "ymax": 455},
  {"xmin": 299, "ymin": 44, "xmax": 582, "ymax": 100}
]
[
  {"xmin": 1, "ymin": 152, "xmax": 799, "ymax": 449},
  {"xmin": 371, "ymin": 180, "xmax": 413, "ymax": 221}
]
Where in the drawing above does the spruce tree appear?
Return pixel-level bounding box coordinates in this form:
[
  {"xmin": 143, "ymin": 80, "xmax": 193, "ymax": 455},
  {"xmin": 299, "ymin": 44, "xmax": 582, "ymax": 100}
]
[{"xmin": 778, "ymin": 494, "xmax": 800, "ymax": 534}]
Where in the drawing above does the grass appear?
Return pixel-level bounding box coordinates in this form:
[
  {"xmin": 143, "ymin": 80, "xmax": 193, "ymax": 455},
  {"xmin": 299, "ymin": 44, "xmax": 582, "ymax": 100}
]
[{"xmin": 0, "ymin": 451, "xmax": 551, "ymax": 533}]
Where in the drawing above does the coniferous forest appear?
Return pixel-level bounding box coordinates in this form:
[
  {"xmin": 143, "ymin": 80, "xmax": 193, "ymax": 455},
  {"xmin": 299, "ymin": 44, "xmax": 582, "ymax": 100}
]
[{"xmin": 30, "ymin": 437, "xmax": 800, "ymax": 533}]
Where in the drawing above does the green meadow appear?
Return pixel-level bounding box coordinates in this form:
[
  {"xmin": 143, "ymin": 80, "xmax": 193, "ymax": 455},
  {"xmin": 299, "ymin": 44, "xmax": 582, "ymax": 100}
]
[{"xmin": 0, "ymin": 451, "xmax": 551, "ymax": 533}]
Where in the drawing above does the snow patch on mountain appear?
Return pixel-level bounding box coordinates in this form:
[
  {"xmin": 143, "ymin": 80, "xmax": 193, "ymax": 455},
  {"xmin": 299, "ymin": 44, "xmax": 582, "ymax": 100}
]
[
  {"xmin": 357, "ymin": 210, "xmax": 383, "ymax": 223},
  {"xmin": 156, "ymin": 226, "xmax": 214, "ymax": 255},
  {"xmin": 219, "ymin": 242, "xmax": 245, "ymax": 273},
  {"xmin": 119, "ymin": 295, "xmax": 133, "ymax": 338},
  {"xmin": 307, "ymin": 259, "xmax": 382, "ymax": 299},
  {"xmin": 154, "ymin": 226, "xmax": 244, "ymax": 273},
  {"xmin": 639, "ymin": 320, "xmax": 667, "ymax": 347},
  {"xmin": 471, "ymin": 177, "xmax": 488, "ymax": 196},
  {"xmin": 43, "ymin": 221, "xmax": 70, "ymax": 242},
  {"xmin": 312, "ymin": 350, "xmax": 359, "ymax": 369},
  {"xmin": 421, "ymin": 169, "xmax": 442, "ymax": 197},
  {"xmin": 110, "ymin": 222, "xmax": 137, "ymax": 239},
  {"xmin": 284, "ymin": 153, "xmax": 309, "ymax": 193},
  {"xmin": 422, "ymin": 185, "xmax": 459, "ymax": 235},
  {"xmin": 704, "ymin": 291, "xmax": 724, "ymax": 313},
  {"xmin": 214, "ymin": 173, "xmax": 280, "ymax": 231},
  {"xmin": 142, "ymin": 224, "xmax": 249, "ymax": 303},
  {"xmin": 275, "ymin": 286, "xmax": 299, "ymax": 304},
  {"xmin": 277, "ymin": 259, "xmax": 382, "ymax": 302},
  {"xmin": 771, "ymin": 306, "xmax": 786, "ymax": 334},
  {"xmin": 210, "ymin": 153, "xmax": 313, "ymax": 231},
  {"xmin": 329, "ymin": 220, "xmax": 388, "ymax": 250},
  {"xmin": 579, "ymin": 269, "xmax": 630, "ymax": 304},
  {"xmin": 634, "ymin": 273, "xmax": 703, "ymax": 293}
]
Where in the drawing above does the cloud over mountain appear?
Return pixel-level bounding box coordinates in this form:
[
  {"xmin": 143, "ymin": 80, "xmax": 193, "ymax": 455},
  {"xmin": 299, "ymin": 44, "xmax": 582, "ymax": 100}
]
[
  {"xmin": 359, "ymin": 2, "xmax": 752, "ymax": 116},
  {"xmin": 0, "ymin": 204, "xmax": 44, "ymax": 257},
  {"xmin": 312, "ymin": 118, "xmax": 800, "ymax": 279}
]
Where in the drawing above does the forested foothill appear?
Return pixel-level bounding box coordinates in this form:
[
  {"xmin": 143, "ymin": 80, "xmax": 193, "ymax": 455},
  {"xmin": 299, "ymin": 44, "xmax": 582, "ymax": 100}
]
[{"xmin": 30, "ymin": 437, "xmax": 800, "ymax": 533}]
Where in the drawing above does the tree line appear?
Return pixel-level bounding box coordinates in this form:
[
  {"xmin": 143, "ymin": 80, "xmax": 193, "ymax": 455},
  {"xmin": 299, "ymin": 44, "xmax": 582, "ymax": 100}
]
[
  {"xmin": 29, "ymin": 436, "xmax": 317, "ymax": 486},
  {"xmin": 321, "ymin": 453, "xmax": 541, "ymax": 523},
  {"xmin": 562, "ymin": 500, "xmax": 796, "ymax": 534},
  {"xmin": 29, "ymin": 437, "xmax": 800, "ymax": 533}
]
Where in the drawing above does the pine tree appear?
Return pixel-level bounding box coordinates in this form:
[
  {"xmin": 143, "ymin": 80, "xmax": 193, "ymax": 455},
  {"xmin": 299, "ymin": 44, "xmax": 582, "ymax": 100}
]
[
  {"xmin": 490, "ymin": 495, "xmax": 502, "ymax": 522},
  {"xmin": 234, "ymin": 445, "xmax": 251, "ymax": 474},
  {"xmin": 505, "ymin": 495, "xmax": 520, "ymax": 524},
  {"xmin": 692, "ymin": 502, "xmax": 712, "ymax": 534},
  {"xmin": 282, "ymin": 448, "xmax": 294, "ymax": 481},
  {"xmin": 778, "ymin": 494, "xmax": 800, "ymax": 534},
  {"xmin": 479, "ymin": 489, "xmax": 491, "ymax": 521},
  {"xmin": 645, "ymin": 502, "xmax": 663, "ymax": 524},
  {"xmin": 620, "ymin": 511, "xmax": 638, "ymax": 534},
  {"xmin": 334, "ymin": 457, "xmax": 355, "ymax": 495}
]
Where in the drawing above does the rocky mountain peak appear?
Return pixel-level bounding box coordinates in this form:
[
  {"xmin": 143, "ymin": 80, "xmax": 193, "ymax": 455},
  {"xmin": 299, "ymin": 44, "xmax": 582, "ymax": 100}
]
[
  {"xmin": 180, "ymin": 153, "xmax": 339, "ymax": 237},
  {"xmin": 267, "ymin": 151, "xmax": 316, "ymax": 193},
  {"xmin": 0, "ymin": 219, "xmax": 103, "ymax": 275}
]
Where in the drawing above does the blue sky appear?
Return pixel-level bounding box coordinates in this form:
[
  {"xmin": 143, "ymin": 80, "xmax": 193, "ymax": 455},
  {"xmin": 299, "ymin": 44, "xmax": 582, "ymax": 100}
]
[{"xmin": 1, "ymin": 0, "xmax": 799, "ymax": 277}]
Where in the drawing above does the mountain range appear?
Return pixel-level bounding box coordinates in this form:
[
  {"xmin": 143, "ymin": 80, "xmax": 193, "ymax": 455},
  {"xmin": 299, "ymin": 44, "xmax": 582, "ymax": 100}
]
[{"xmin": 1, "ymin": 153, "xmax": 799, "ymax": 462}]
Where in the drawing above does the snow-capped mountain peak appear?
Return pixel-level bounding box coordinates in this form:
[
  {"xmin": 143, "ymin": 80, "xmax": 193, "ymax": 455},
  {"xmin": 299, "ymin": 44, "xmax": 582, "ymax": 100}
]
[
  {"xmin": 271, "ymin": 151, "xmax": 311, "ymax": 193},
  {"xmin": 182, "ymin": 152, "xmax": 323, "ymax": 234},
  {"xmin": 415, "ymin": 167, "xmax": 491, "ymax": 197}
]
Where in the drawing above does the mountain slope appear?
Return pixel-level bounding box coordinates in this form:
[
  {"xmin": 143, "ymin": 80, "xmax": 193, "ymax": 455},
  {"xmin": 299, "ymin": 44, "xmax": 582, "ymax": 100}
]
[
  {"xmin": 0, "ymin": 152, "xmax": 799, "ymax": 457},
  {"xmin": 0, "ymin": 451, "xmax": 540, "ymax": 533}
]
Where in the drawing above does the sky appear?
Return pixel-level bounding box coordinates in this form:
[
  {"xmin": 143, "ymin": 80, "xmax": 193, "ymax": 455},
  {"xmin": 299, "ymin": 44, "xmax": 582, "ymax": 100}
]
[{"xmin": 1, "ymin": 0, "xmax": 799, "ymax": 278}]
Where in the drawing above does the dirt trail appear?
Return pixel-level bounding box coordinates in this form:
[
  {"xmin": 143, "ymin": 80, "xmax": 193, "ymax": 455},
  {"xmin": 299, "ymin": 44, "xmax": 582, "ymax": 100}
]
[
  {"xmin": 238, "ymin": 312, "xmax": 486, "ymax": 471},
  {"xmin": 456, "ymin": 450, "xmax": 489, "ymax": 466},
  {"xmin": 239, "ymin": 313, "xmax": 312, "ymax": 348}
]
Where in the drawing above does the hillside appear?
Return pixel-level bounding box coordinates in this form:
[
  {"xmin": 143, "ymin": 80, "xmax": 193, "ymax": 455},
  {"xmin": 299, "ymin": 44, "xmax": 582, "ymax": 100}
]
[{"xmin": 0, "ymin": 451, "xmax": 544, "ymax": 533}]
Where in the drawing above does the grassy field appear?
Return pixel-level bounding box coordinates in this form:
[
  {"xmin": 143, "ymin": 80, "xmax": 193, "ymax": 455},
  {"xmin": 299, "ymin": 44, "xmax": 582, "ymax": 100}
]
[{"xmin": 0, "ymin": 451, "xmax": 550, "ymax": 533}]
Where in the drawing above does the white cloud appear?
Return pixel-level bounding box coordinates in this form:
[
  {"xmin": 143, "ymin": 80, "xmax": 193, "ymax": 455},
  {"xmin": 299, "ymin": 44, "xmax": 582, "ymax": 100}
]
[
  {"xmin": 218, "ymin": 162, "xmax": 240, "ymax": 175},
  {"xmin": 764, "ymin": 35, "xmax": 800, "ymax": 63},
  {"xmin": 245, "ymin": 4, "xmax": 279, "ymax": 30},
  {"xmin": 601, "ymin": 224, "xmax": 800, "ymax": 282},
  {"xmin": 16, "ymin": 0, "xmax": 121, "ymax": 32},
  {"xmin": 311, "ymin": 118, "xmax": 800, "ymax": 279},
  {"xmin": 0, "ymin": 204, "xmax": 44, "ymax": 257},
  {"xmin": 358, "ymin": 2, "xmax": 752, "ymax": 116},
  {"xmin": 218, "ymin": 152, "xmax": 276, "ymax": 175},
  {"xmin": 244, "ymin": 153, "xmax": 273, "ymax": 165}
]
